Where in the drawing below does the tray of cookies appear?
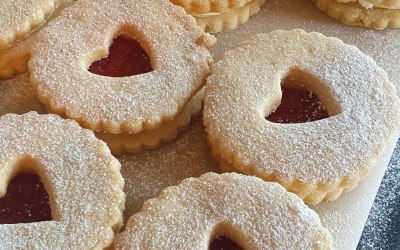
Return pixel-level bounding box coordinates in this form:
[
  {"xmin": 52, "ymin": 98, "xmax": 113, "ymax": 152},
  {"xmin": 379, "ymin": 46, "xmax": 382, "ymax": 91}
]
[{"xmin": 0, "ymin": 0, "xmax": 399, "ymax": 249}]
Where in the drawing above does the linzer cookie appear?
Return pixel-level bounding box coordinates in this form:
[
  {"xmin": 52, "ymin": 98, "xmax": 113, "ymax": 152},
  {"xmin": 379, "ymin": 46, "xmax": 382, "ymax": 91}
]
[
  {"xmin": 0, "ymin": 73, "xmax": 46, "ymax": 116},
  {"xmin": 30, "ymin": 0, "xmax": 215, "ymax": 135},
  {"xmin": 0, "ymin": 0, "xmax": 75, "ymax": 78},
  {"xmin": 337, "ymin": 0, "xmax": 400, "ymax": 9},
  {"xmin": 171, "ymin": 0, "xmax": 266, "ymax": 33},
  {"xmin": 315, "ymin": 0, "xmax": 400, "ymax": 29},
  {"xmin": 0, "ymin": 112, "xmax": 125, "ymax": 248},
  {"xmin": 96, "ymin": 89, "xmax": 204, "ymax": 154},
  {"xmin": 204, "ymin": 29, "xmax": 400, "ymax": 205},
  {"xmin": 114, "ymin": 173, "xmax": 333, "ymax": 249}
]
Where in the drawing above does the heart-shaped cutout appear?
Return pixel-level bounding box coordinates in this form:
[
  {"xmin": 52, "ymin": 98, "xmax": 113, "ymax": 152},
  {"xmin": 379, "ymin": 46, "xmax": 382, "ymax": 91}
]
[
  {"xmin": 89, "ymin": 35, "xmax": 153, "ymax": 77},
  {"xmin": 209, "ymin": 235, "xmax": 243, "ymax": 250},
  {"xmin": 0, "ymin": 173, "xmax": 52, "ymax": 224},
  {"xmin": 266, "ymin": 72, "xmax": 330, "ymax": 123}
]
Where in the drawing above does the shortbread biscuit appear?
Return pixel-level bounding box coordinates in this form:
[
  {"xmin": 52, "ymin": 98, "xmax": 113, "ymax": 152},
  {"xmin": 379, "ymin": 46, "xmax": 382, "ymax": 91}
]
[
  {"xmin": 0, "ymin": 0, "xmax": 75, "ymax": 79},
  {"xmin": 0, "ymin": 0, "xmax": 56, "ymax": 49},
  {"xmin": 315, "ymin": 0, "xmax": 400, "ymax": 29},
  {"xmin": 204, "ymin": 30, "xmax": 400, "ymax": 205},
  {"xmin": 96, "ymin": 89, "xmax": 204, "ymax": 154},
  {"xmin": 30, "ymin": 0, "xmax": 215, "ymax": 134},
  {"xmin": 0, "ymin": 73, "xmax": 46, "ymax": 116},
  {"xmin": 170, "ymin": 0, "xmax": 253, "ymax": 14},
  {"xmin": 119, "ymin": 118, "xmax": 219, "ymax": 221},
  {"xmin": 0, "ymin": 112, "xmax": 125, "ymax": 249},
  {"xmin": 195, "ymin": 0, "xmax": 266, "ymax": 33},
  {"xmin": 114, "ymin": 173, "xmax": 333, "ymax": 249},
  {"xmin": 337, "ymin": 0, "xmax": 400, "ymax": 9}
]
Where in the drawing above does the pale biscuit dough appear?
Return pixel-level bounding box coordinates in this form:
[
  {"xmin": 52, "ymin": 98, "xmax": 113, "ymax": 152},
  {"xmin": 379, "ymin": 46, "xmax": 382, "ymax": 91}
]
[
  {"xmin": 96, "ymin": 89, "xmax": 204, "ymax": 154},
  {"xmin": 0, "ymin": 112, "xmax": 125, "ymax": 249},
  {"xmin": 337, "ymin": 0, "xmax": 400, "ymax": 9},
  {"xmin": 0, "ymin": 0, "xmax": 55, "ymax": 49},
  {"xmin": 30, "ymin": 0, "xmax": 215, "ymax": 134},
  {"xmin": 114, "ymin": 173, "xmax": 333, "ymax": 249},
  {"xmin": 0, "ymin": 0, "xmax": 75, "ymax": 79},
  {"xmin": 195, "ymin": 0, "xmax": 266, "ymax": 33},
  {"xmin": 315, "ymin": 0, "xmax": 400, "ymax": 29},
  {"xmin": 171, "ymin": 0, "xmax": 253, "ymax": 14},
  {"xmin": 118, "ymin": 118, "xmax": 219, "ymax": 222},
  {"xmin": 0, "ymin": 73, "xmax": 46, "ymax": 116},
  {"xmin": 203, "ymin": 29, "xmax": 400, "ymax": 205}
]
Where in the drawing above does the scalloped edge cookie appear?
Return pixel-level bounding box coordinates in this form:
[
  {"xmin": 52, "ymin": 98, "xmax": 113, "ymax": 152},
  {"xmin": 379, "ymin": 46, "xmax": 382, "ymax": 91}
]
[{"xmin": 170, "ymin": 0, "xmax": 253, "ymax": 14}]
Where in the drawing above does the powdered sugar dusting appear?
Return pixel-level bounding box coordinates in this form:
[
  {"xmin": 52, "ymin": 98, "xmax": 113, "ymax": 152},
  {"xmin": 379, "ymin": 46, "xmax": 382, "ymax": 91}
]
[
  {"xmin": 30, "ymin": 0, "xmax": 214, "ymax": 134},
  {"xmin": 0, "ymin": 112, "xmax": 124, "ymax": 248}
]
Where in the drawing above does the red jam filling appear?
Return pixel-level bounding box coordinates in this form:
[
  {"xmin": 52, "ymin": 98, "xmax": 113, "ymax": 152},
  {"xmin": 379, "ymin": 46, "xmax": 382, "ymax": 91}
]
[
  {"xmin": 266, "ymin": 85, "xmax": 329, "ymax": 123},
  {"xmin": 88, "ymin": 35, "xmax": 152, "ymax": 77},
  {"xmin": 209, "ymin": 235, "xmax": 243, "ymax": 250},
  {"xmin": 0, "ymin": 173, "xmax": 51, "ymax": 224}
]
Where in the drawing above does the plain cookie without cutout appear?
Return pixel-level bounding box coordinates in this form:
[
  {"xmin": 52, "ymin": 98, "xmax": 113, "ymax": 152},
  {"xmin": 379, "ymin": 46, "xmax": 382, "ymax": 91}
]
[
  {"xmin": 204, "ymin": 29, "xmax": 400, "ymax": 205},
  {"xmin": 170, "ymin": 0, "xmax": 253, "ymax": 14},
  {"xmin": 114, "ymin": 172, "xmax": 333, "ymax": 249},
  {"xmin": 315, "ymin": 0, "xmax": 400, "ymax": 29},
  {"xmin": 30, "ymin": 0, "xmax": 215, "ymax": 134},
  {"xmin": 0, "ymin": 112, "xmax": 125, "ymax": 249}
]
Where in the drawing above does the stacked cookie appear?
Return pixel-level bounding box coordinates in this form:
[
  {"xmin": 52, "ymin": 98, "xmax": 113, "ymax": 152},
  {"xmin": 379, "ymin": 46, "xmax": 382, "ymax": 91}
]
[
  {"xmin": 1, "ymin": 0, "xmax": 400, "ymax": 249},
  {"xmin": 171, "ymin": 0, "xmax": 266, "ymax": 33},
  {"xmin": 315, "ymin": 0, "xmax": 400, "ymax": 29}
]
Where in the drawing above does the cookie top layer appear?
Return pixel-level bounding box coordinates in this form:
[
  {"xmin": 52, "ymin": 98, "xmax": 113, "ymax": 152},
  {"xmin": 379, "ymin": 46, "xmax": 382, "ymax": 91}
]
[
  {"xmin": 0, "ymin": 0, "xmax": 56, "ymax": 49},
  {"xmin": 0, "ymin": 112, "xmax": 125, "ymax": 249},
  {"xmin": 338, "ymin": 0, "xmax": 400, "ymax": 9},
  {"xmin": 204, "ymin": 29, "xmax": 400, "ymax": 185},
  {"xmin": 30, "ymin": 0, "xmax": 215, "ymax": 134},
  {"xmin": 114, "ymin": 172, "xmax": 332, "ymax": 249},
  {"xmin": 171, "ymin": 0, "xmax": 253, "ymax": 14}
]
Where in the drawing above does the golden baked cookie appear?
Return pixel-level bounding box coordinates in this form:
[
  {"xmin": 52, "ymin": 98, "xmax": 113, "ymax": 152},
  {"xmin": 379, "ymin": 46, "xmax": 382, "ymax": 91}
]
[
  {"xmin": 203, "ymin": 29, "xmax": 400, "ymax": 205},
  {"xmin": 0, "ymin": 0, "xmax": 75, "ymax": 78},
  {"xmin": 315, "ymin": 0, "xmax": 400, "ymax": 29},
  {"xmin": 30, "ymin": 0, "xmax": 215, "ymax": 134},
  {"xmin": 114, "ymin": 172, "xmax": 333, "ymax": 249},
  {"xmin": 96, "ymin": 89, "xmax": 204, "ymax": 154},
  {"xmin": 170, "ymin": 0, "xmax": 253, "ymax": 14},
  {"xmin": 0, "ymin": 73, "xmax": 46, "ymax": 116},
  {"xmin": 172, "ymin": 0, "xmax": 265, "ymax": 33},
  {"xmin": 0, "ymin": 112, "xmax": 125, "ymax": 248},
  {"xmin": 337, "ymin": 0, "xmax": 400, "ymax": 9},
  {"xmin": 195, "ymin": 0, "xmax": 266, "ymax": 33},
  {"xmin": 119, "ymin": 117, "xmax": 219, "ymax": 221},
  {"xmin": 0, "ymin": 0, "xmax": 55, "ymax": 49}
]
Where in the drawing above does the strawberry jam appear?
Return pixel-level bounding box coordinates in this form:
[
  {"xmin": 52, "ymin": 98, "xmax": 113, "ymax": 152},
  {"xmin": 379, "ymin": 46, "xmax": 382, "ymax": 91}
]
[
  {"xmin": 266, "ymin": 85, "xmax": 328, "ymax": 123},
  {"xmin": 209, "ymin": 235, "xmax": 243, "ymax": 250},
  {"xmin": 89, "ymin": 35, "xmax": 152, "ymax": 77},
  {"xmin": 0, "ymin": 173, "xmax": 51, "ymax": 224}
]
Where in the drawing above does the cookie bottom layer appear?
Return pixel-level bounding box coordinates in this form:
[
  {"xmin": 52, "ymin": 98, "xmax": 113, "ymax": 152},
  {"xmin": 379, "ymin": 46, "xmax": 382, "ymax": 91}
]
[
  {"xmin": 96, "ymin": 89, "xmax": 204, "ymax": 154},
  {"xmin": 315, "ymin": 0, "xmax": 400, "ymax": 30},
  {"xmin": 194, "ymin": 0, "xmax": 266, "ymax": 33}
]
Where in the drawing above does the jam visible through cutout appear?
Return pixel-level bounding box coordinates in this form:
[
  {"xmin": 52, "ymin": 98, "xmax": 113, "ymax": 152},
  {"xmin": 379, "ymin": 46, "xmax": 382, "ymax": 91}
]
[
  {"xmin": 209, "ymin": 235, "xmax": 243, "ymax": 250},
  {"xmin": 266, "ymin": 85, "xmax": 329, "ymax": 123},
  {"xmin": 88, "ymin": 35, "xmax": 152, "ymax": 77},
  {"xmin": 0, "ymin": 173, "xmax": 51, "ymax": 224}
]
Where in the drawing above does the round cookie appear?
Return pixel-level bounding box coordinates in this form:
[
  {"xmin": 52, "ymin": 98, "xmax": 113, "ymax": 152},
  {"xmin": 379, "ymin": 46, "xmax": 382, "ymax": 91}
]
[
  {"xmin": 0, "ymin": 73, "xmax": 46, "ymax": 116},
  {"xmin": 0, "ymin": 0, "xmax": 56, "ymax": 49},
  {"xmin": 30, "ymin": 0, "xmax": 215, "ymax": 134},
  {"xmin": 0, "ymin": 112, "xmax": 125, "ymax": 248},
  {"xmin": 315, "ymin": 0, "xmax": 400, "ymax": 29},
  {"xmin": 338, "ymin": 0, "xmax": 400, "ymax": 9},
  {"xmin": 114, "ymin": 172, "xmax": 333, "ymax": 249},
  {"xmin": 194, "ymin": 0, "xmax": 266, "ymax": 33},
  {"xmin": 170, "ymin": 0, "xmax": 253, "ymax": 14},
  {"xmin": 96, "ymin": 89, "xmax": 204, "ymax": 154},
  {"xmin": 0, "ymin": 0, "xmax": 75, "ymax": 79},
  {"xmin": 203, "ymin": 29, "xmax": 400, "ymax": 205}
]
